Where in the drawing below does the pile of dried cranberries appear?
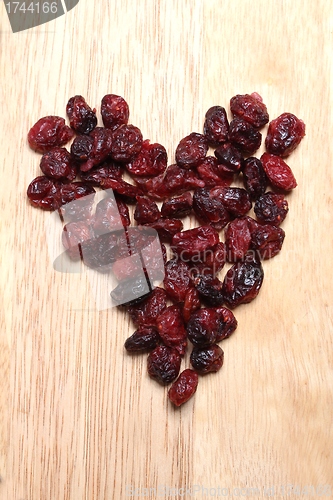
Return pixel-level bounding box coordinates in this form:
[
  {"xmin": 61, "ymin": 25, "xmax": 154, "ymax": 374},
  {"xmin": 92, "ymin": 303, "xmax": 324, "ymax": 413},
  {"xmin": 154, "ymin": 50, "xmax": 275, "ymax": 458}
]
[{"xmin": 27, "ymin": 93, "xmax": 305, "ymax": 407}]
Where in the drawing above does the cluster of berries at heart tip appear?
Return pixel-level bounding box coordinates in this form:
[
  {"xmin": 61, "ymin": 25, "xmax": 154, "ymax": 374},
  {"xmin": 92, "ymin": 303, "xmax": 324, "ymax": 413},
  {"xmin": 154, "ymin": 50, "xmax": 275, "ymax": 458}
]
[{"xmin": 26, "ymin": 92, "xmax": 305, "ymax": 407}]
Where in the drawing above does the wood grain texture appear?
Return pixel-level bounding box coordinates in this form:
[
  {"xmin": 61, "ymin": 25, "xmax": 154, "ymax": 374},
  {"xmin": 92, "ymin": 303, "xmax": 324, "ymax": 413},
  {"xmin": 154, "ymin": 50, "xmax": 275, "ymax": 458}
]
[{"xmin": 0, "ymin": 0, "xmax": 332, "ymax": 498}]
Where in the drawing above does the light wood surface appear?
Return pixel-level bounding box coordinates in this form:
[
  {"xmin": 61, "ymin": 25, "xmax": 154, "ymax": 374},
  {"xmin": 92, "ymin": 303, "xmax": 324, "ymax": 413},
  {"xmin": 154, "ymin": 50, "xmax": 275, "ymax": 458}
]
[{"xmin": 1, "ymin": 1, "xmax": 333, "ymax": 498}]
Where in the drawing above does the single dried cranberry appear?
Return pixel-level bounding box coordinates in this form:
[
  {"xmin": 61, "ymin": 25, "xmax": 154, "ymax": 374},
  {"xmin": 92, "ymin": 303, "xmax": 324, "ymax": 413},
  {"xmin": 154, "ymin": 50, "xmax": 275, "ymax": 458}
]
[
  {"xmin": 203, "ymin": 106, "xmax": 229, "ymax": 146},
  {"xmin": 160, "ymin": 192, "xmax": 193, "ymax": 218},
  {"xmin": 214, "ymin": 142, "xmax": 243, "ymax": 174},
  {"xmin": 222, "ymin": 256, "xmax": 264, "ymax": 308},
  {"xmin": 111, "ymin": 275, "xmax": 154, "ymax": 306},
  {"xmin": 196, "ymin": 156, "xmax": 234, "ymax": 187},
  {"xmin": 171, "ymin": 226, "xmax": 219, "ymax": 261},
  {"xmin": 134, "ymin": 196, "xmax": 161, "ymax": 224},
  {"xmin": 70, "ymin": 135, "xmax": 94, "ymax": 162},
  {"xmin": 124, "ymin": 326, "xmax": 160, "ymax": 352},
  {"xmin": 27, "ymin": 175, "xmax": 59, "ymax": 210},
  {"xmin": 100, "ymin": 177, "xmax": 144, "ymax": 203},
  {"xmin": 189, "ymin": 241, "xmax": 226, "ymax": 277},
  {"xmin": 28, "ymin": 116, "xmax": 74, "ymax": 153},
  {"xmin": 192, "ymin": 274, "xmax": 224, "ymax": 306},
  {"xmin": 242, "ymin": 157, "xmax": 267, "ymax": 200},
  {"xmin": 214, "ymin": 307, "xmax": 238, "ymax": 341},
  {"xmin": 157, "ymin": 305, "xmax": 187, "ymax": 356},
  {"xmin": 81, "ymin": 231, "xmax": 119, "ymax": 271},
  {"xmin": 265, "ymin": 112, "xmax": 305, "ymax": 157},
  {"xmin": 230, "ymin": 92, "xmax": 269, "ymax": 129},
  {"xmin": 40, "ymin": 147, "xmax": 77, "ymax": 181},
  {"xmin": 92, "ymin": 195, "xmax": 130, "ymax": 235},
  {"xmin": 182, "ymin": 288, "xmax": 201, "ymax": 324},
  {"xmin": 210, "ymin": 187, "xmax": 252, "ymax": 218},
  {"xmin": 228, "ymin": 118, "xmax": 262, "ymax": 155},
  {"xmin": 193, "ymin": 188, "xmax": 230, "ymax": 230},
  {"xmin": 168, "ymin": 369, "xmax": 199, "ymax": 406},
  {"xmin": 254, "ymin": 192, "xmax": 288, "ymax": 225},
  {"xmin": 126, "ymin": 140, "xmax": 167, "ymax": 177},
  {"xmin": 66, "ymin": 95, "xmax": 97, "ymax": 135},
  {"xmin": 186, "ymin": 308, "xmax": 221, "ymax": 346},
  {"xmin": 147, "ymin": 345, "xmax": 181, "ymax": 384},
  {"xmin": 101, "ymin": 94, "xmax": 130, "ymax": 130},
  {"xmin": 56, "ymin": 181, "xmax": 95, "ymax": 219},
  {"xmin": 62, "ymin": 221, "xmax": 94, "ymax": 260},
  {"xmin": 261, "ymin": 153, "xmax": 297, "ymax": 190},
  {"xmin": 190, "ymin": 344, "xmax": 224, "ymax": 374},
  {"xmin": 225, "ymin": 217, "xmax": 251, "ymax": 262},
  {"xmin": 250, "ymin": 223, "xmax": 285, "ymax": 259},
  {"xmin": 175, "ymin": 132, "xmax": 208, "ymax": 169},
  {"xmin": 110, "ymin": 124, "xmax": 143, "ymax": 162},
  {"xmin": 80, "ymin": 161, "xmax": 123, "ymax": 185},
  {"xmin": 79, "ymin": 127, "xmax": 113, "ymax": 172},
  {"xmin": 127, "ymin": 287, "xmax": 168, "ymax": 327},
  {"xmin": 163, "ymin": 259, "xmax": 192, "ymax": 303},
  {"xmin": 144, "ymin": 218, "xmax": 183, "ymax": 242}
]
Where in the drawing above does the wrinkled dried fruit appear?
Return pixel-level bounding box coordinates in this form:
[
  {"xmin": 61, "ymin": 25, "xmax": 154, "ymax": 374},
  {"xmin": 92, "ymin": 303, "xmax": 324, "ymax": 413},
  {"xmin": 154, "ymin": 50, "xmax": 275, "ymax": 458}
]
[
  {"xmin": 111, "ymin": 275, "xmax": 154, "ymax": 306},
  {"xmin": 261, "ymin": 152, "xmax": 297, "ymax": 190},
  {"xmin": 163, "ymin": 259, "xmax": 192, "ymax": 303},
  {"xmin": 171, "ymin": 225, "xmax": 219, "ymax": 260},
  {"xmin": 186, "ymin": 308, "xmax": 222, "ymax": 346},
  {"xmin": 210, "ymin": 186, "xmax": 252, "ymax": 218},
  {"xmin": 190, "ymin": 344, "xmax": 224, "ymax": 373},
  {"xmin": 254, "ymin": 191, "xmax": 288, "ymax": 226},
  {"xmin": 66, "ymin": 95, "xmax": 97, "ymax": 135},
  {"xmin": 192, "ymin": 274, "xmax": 224, "ymax": 306},
  {"xmin": 230, "ymin": 93, "xmax": 269, "ymax": 129},
  {"xmin": 242, "ymin": 157, "xmax": 267, "ymax": 200},
  {"xmin": 147, "ymin": 345, "xmax": 181, "ymax": 384},
  {"xmin": 101, "ymin": 94, "xmax": 130, "ymax": 130},
  {"xmin": 222, "ymin": 256, "xmax": 264, "ymax": 308},
  {"xmin": 250, "ymin": 223, "xmax": 285, "ymax": 259},
  {"xmin": 214, "ymin": 142, "xmax": 243, "ymax": 174},
  {"xmin": 126, "ymin": 140, "xmax": 167, "ymax": 177},
  {"xmin": 100, "ymin": 177, "xmax": 144, "ymax": 203},
  {"xmin": 265, "ymin": 112, "xmax": 305, "ymax": 157},
  {"xmin": 28, "ymin": 116, "xmax": 74, "ymax": 153},
  {"xmin": 193, "ymin": 187, "xmax": 230, "ymax": 230},
  {"xmin": 111, "ymin": 124, "xmax": 143, "ymax": 162},
  {"xmin": 62, "ymin": 221, "xmax": 94, "ymax": 260},
  {"xmin": 40, "ymin": 147, "xmax": 77, "ymax": 181},
  {"xmin": 79, "ymin": 127, "xmax": 113, "ymax": 172},
  {"xmin": 203, "ymin": 106, "xmax": 229, "ymax": 146},
  {"xmin": 196, "ymin": 156, "xmax": 234, "ymax": 187},
  {"xmin": 127, "ymin": 287, "xmax": 168, "ymax": 327},
  {"xmin": 175, "ymin": 132, "xmax": 208, "ymax": 169},
  {"xmin": 157, "ymin": 305, "xmax": 187, "ymax": 356},
  {"xmin": 124, "ymin": 326, "xmax": 160, "ymax": 352},
  {"xmin": 80, "ymin": 161, "xmax": 123, "ymax": 185},
  {"xmin": 225, "ymin": 217, "xmax": 251, "ymax": 262},
  {"xmin": 144, "ymin": 218, "xmax": 183, "ymax": 242},
  {"xmin": 161, "ymin": 192, "xmax": 193, "ymax": 218},
  {"xmin": 228, "ymin": 118, "xmax": 262, "ymax": 155},
  {"xmin": 182, "ymin": 287, "xmax": 201, "ymax": 324},
  {"xmin": 168, "ymin": 369, "xmax": 199, "ymax": 406},
  {"xmin": 134, "ymin": 196, "xmax": 161, "ymax": 224},
  {"xmin": 92, "ymin": 195, "xmax": 130, "ymax": 234}
]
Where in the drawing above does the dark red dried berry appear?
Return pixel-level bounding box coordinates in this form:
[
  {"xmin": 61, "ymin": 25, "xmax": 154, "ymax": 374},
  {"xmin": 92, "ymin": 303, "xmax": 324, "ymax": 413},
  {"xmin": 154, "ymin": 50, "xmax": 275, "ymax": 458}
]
[
  {"xmin": 193, "ymin": 188, "xmax": 230, "ymax": 230},
  {"xmin": 80, "ymin": 161, "xmax": 123, "ymax": 185},
  {"xmin": 111, "ymin": 275, "xmax": 154, "ymax": 306},
  {"xmin": 101, "ymin": 94, "xmax": 130, "ymax": 130},
  {"xmin": 214, "ymin": 142, "xmax": 243, "ymax": 174},
  {"xmin": 261, "ymin": 152, "xmax": 297, "ymax": 190},
  {"xmin": 222, "ymin": 256, "xmax": 264, "ymax": 308},
  {"xmin": 70, "ymin": 135, "xmax": 94, "ymax": 162},
  {"xmin": 175, "ymin": 132, "xmax": 208, "ymax": 169},
  {"xmin": 56, "ymin": 181, "xmax": 95, "ymax": 219},
  {"xmin": 189, "ymin": 241, "xmax": 226, "ymax": 278},
  {"xmin": 100, "ymin": 177, "xmax": 144, "ymax": 203},
  {"xmin": 133, "ymin": 196, "xmax": 160, "ymax": 225},
  {"xmin": 192, "ymin": 274, "xmax": 224, "ymax": 306},
  {"xmin": 126, "ymin": 140, "xmax": 167, "ymax": 177},
  {"xmin": 157, "ymin": 305, "xmax": 187, "ymax": 356},
  {"xmin": 163, "ymin": 259, "xmax": 192, "ymax": 303},
  {"xmin": 92, "ymin": 195, "xmax": 130, "ymax": 235},
  {"xmin": 160, "ymin": 192, "xmax": 193, "ymax": 218},
  {"xmin": 190, "ymin": 344, "xmax": 224, "ymax": 374},
  {"xmin": 214, "ymin": 307, "xmax": 238, "ymax": 341},
  {"xmin": 196, "ymin": 156, "xmax": 234, "ymax": 187},
  {"xmin": 147, "ymin": 345, "xmax": 181, "ymax": 384},
  {"xmin": 228, "ymin": 118, "xmax": 262, "ymax": 155},
  {"xmin": 265, "ymin": 112, "xmax": 305, "ymax": 157},
  {"xmin": 182, "ymin": 288, "xmax": 201, "ymax": 324},
  {"xmin": 40, "ymin": 147, "xmax": 77, "ymax": 181},
  {"xmin": 124, "ymin": 326, "xmax": 160, "ymax": 352},
  {"xmin": 145, "ymin": 218, "xmax": 183, "ymax": 242},
  {"xmin": 230, "ymin": 92, "xmax": 269, "ymax": 129},
  {"xmin": 110, "ymin": 124, "xmax": 143, "ymax": 162},
  {"xmin": 225, "ymin": 217, "xmax": 252, "ymax": 262},
  {"xmin": 254, "ymin": 191, "xmax": 288, "ymax": 226},
  {"xmin": 186, "ymin": 308, "xmax": 221, "ymax": 346},
  {"xmin": 79, "ymin": 127, "xmax": 113, "ymax": 172},
  {"xmin": 210, "ymin": 186, "xmax": 252, "ymax": 218},
  {"xmin": 168, "ymin": 369, "xmax": 199, "ymax": 406},
  {"xmin": 28, "ymin": 116, "xmax": 74, "ymax": 153},
  {"xmin": 81, "ymin": 231, "xmax": 119, "ymax": 271},
  {"xmin": 62, "ymin": 221, "xmax": 94, "ymax": 260},
  {"xmin": 127, "ymin": 287, "xmax": 168, "ymax": 327},
  {"xmin": 249, "ymin": 222, "xmax": 285, "ymax": 260},
  {"xmin": 203, "ymin": 106, "xmax": 229, "ymax": 146},
  {"xmin": 242, "ymin": 157, "xmax": 267, "ymax": 200},
  {"xmin": 66, "ymin": 95, "xmax": 97, "ymax": 135},
  {"xmin": 171, "ymin": 226, "xmax": 220, "ymax": 261},
  {"xmin": 27, "ymin": 175, "xmax": 59, "ymax": 210}
]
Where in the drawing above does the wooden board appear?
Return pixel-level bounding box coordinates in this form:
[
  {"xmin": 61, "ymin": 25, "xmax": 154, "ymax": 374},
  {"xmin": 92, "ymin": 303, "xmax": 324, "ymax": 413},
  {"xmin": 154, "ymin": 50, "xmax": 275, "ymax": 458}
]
[{"xmin": 1, "ymin": 0, "xmax": 333, "ymax": 498}]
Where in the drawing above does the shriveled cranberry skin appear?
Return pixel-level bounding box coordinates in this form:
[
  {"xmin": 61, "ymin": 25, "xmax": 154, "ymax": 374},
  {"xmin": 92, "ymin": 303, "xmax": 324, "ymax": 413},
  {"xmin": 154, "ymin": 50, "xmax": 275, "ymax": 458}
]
[
  {"xmin": 92, "ymin": 195, "xmax": 130, "ymax": 235},
  {"xmin": 110, "ymin": 275, "xmax": 154, "ymax": 306},
  {"xmin": 40, "ymin": 147, "xmax": 77, "ymax": 181},
  {"xmin": 147, "ymin": 345, "xmax": 181, "ymax": 385},
  {"xmin": 175, "ymin": 132, "xmax": 208, "ymax": 169},
  {"xmin": 214, "ymin": 307, "xmax": 238, "ymax": 341},
  {"xmin": 163, "ymin": 259, "xmax": 192, "ymax": 303},
  {"xmin": 168, "ymin": 369, "xmax": 199, "ymax": 406},
  {"xmin": 80, "ymin": 161, "xmax": 123, "ymax": 185},
  {"xmin": 145, "ymin": 218, "xmax": 183, "ymax": 242},
  {"xmin": 27, "ymin": 175, "xmax": 59, "ymax": 210},
  {"xmin": 261, "ymin": 153, "xmax": 297, "ymax": 190},
  {"xmin": 124, "ymin": 326, "xmax": 160, "ymax": 352},
  {"xmin": 171, "ymin": 226, "xmax": 220, "ymax": 261},
  {"xmin": 100, "ymin": 177, "xmax": 144, "ymax": 203},
  {"xmin": 228, "ymin": 118, "xmax": 262, "ymax": 155},
  {"xmin": 222, "ymin": 257, "xmax": 264, "ymax": 308},
  {"xmin": 81, "ymin": 231, "xmax": 119, "ymax": 271},
  {"xmin": 203, "ymin": 106, "xmax": 229, "ymax": 146},
  {"xmin": 210, "ymin": 187, "xmax": 252, "ymax": 218},
  {"xmin": 193, "ymin": 188, "xmax": 230, "ymax": 230},
  {"xmin": 56, "ymin": 182, "xmax": 95, "ymax": 215},
  {"xmin": 62, "ymin": 221, "xmax": 94, "ymax": 260},
  {"xmin": 66, "ymin": 95, "xmax": 97, "ymax": 135},
  {"xmin": 186, "ymin": 308, "xmax": 221, "ymax": 346},
  {"xmin": 242, "ymin": 157, "xmax": 267, "ymax": 200},
  {"xmin": 265, "ymin": 112, "xmax": 306, "ymax": 157},
  {"xmin": 80, "ymin": 127, "xmax": 113, "ymax": 172},
  {"xmin": 254, "ymin": 192, "xmax": 288, "ymax": 226},
  {"xmin": 214, "ymin": 142, "xmax": 243, "ymax": 174},
  {"xmin": 230, "ymin": 93, "xmax": 269, "ymax": 129},
  {"xmin": 28, "ymin": 116, "xmax": 74, "ymax": 153},
  {"xmin": 182, "ymin": 288, "xmax": 201, "ymax": 324},
  {"xmin": 193, "ymin": 274, "xmax": 224, "ymax": 307},
  {"xmin": 161, "ymin": 192, "xmax": 193, "ymax": 218},
  {"xmin": 225, "ymin": 217, "xmax": 251, "ymax": 262},
  {"xmin": 110, "ymin": 124, "xmax": 143, "ymax": 162},
  {"xmin": 134, "ymin": 196, "xmax": 161, "ymax": 224},
  {"xmin": 101, "ymin": 94, "xmax": 130, "ymax": 130},
  {"xmin": 190, "ymin": 344, "xmax": 224, "ymax": 374},
  {"xmin": 126, "ymin": 140, "xmax": 167, "ymax": 177},
  {"xmin": 157, "ymin": 305, "xmax": 187, "ymax": 356},
  {"xmin": 71, "ymin": 135, "xmax": 94, "ymax": 162},
  {"xmin": 196, "ymin": 156, "xmax": 234, "ymax": 187},
  {"xmin": 127, "ymin": 287, "xmax": 168, "ymax": 327},
  {"xmin": 250, "ymin": 224, "xmax": 285, "ymax": 259}
]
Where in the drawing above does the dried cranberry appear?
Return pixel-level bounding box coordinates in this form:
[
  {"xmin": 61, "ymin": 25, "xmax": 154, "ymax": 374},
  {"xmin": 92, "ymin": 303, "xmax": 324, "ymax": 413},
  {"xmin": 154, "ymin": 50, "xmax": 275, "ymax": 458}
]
[
  {"xmin": 111, "ymin": 275, "xmax": 154, "ymax": 306},
  {"xmin": 27, "ymin": 175, "xmax": 59, "ymax": 210},
  {"xmin": 254, "ymin": 192, "xmax": 288, "ymax": 226},
  {"xmin": 79, "ymin": 127, "xmax": 113, "ymax": 172},
  {"xmin": 175, "ymin": 132, "xmax": 208, "ymax": 169},
  {"xmin": 70, "ymin": 135, "xmax": 94, "ymax": 162},
  {"xmin": 66, "ymin": 95, "xmax": 97, "ymax": 135},
  {"xmin": 230, "ymin": 92, "xmax": 269, "ymax": 129},
  {"xmin": 101, "ymin": 94, "xmax": 130, "ymax": 130},
  {"xmin": 62, "ymin": 221, "xmax": 94, "ymax": 260},
  {"xmin": 222, "ymin": 256, "xmax": 264, "ymax": 308},
  {"xmin": 110, "ymin": 124, "xmax": 143, "ymax": 162},
  {"xmin": 196, "ymin": 156, "xmax": 234, "ymax": 187},
  {"xmin": 40, "ymin": 147, "xmax": 77, "ymax": 181},
  {"xmin": 193, "ymin": 188, "xmax": 230, "ymax": 230},
  {"xmin": 190, "ymin": 344, "xmax": 224, "ymax": 374},
  {"xmin": 171, "ymin": 226, "xmax": 219, "ymax": 261},
  {"xmin": 28, "ymin": 116, "xmax": 74, "ymax": 153},
  {"xmin": 214, "ymin": 307, "xmax": 238, "ymax": 341},
  {"xmin": 186, "ymin": 308, "xmax": 222, "ymax": 346},
  {"xmin": 265, "ymin": 112, "xmax": 305, "ymax": 157},
  {"xmin": 225, "ymin": 218, "xmax": 251, "ymax": 262},
  {"xmin": 100, "ymin": 177, "xmax": 144, "ymax": 203},
  {"xmin": 192, "ymin": 274, "xmax": 224, "ymax": 306},
  {"xmin": 182, "ymin": 288, "xmax": 201, "ymax": 324},
  {"xmin": 242, "ymin": 157, "xmax": 267, "ymax": 200},
  {"xmin": 80, "ymin": 161, "xmax": 123, "ymax": 185},
  {"xmin": 250, "ymin": 223, "xmax": 285, "ymax": 259},
  {"xmin": 124, "ymin": 326, "xmax": 160, "ymax": 352},
  {"xmin": 126, "ymin": 140, "xmax": 167, "ymax": 177},
  {"xmin": 261, "ymin": 153, "xmax": 297, "ymax": 191},
  {"xmin": 210, "ymin": 187, "xmax": 252, "ymax": 218},
  {"xmin": 147, "ymin": 345, "xmax": 181, "ymax": 384},
  {"xmin": 127, "ymin": 287, "xmax": 168, "ymax": 327},
  {"xmin": 145, "ymin": 218, "xmax": 183, "ymax": 242},
  {"xmin": 203, "ymin": 106, "xmax": 229, "ymax": 146},
  {"xmin": 228, "ymin": 118, "xmax": 262, "ymax": 155},
  {"xmin": 168, "ymin": 369, "xmax": 199, "ymax": 406},
  {"xmin": 92, "ymin": 195, "xmax": 130, "ymax": 235},
  {"xmin": 134, "ymin": 196, "xmax": 161, "ymax": 224},
  {"xmin": 214, "ymin": 142, "xmax": 243, "ymax": 174},
  {"xmin": 189, "ymin": 241, "xmax": 226, "ymax": 277},
  {"xmin": 163, "ymin": 259, "xmax": 192, "ymax": 303},
  {"xmin": 157, "ymin": 305, "xmax": 187, "ymax": 356},
  {"xmin": 160, "ymin": 192, "xmax": 193, "ymax": 218},
  {"xmin": 56, "ymin": 182, "xmax": 95, "ymax": 220},
  {"xmin": 81, "ymin": 231, "xmax": 119, "ymax": 271}
]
